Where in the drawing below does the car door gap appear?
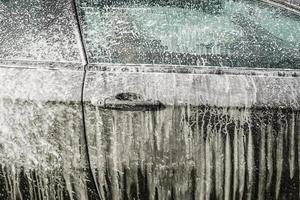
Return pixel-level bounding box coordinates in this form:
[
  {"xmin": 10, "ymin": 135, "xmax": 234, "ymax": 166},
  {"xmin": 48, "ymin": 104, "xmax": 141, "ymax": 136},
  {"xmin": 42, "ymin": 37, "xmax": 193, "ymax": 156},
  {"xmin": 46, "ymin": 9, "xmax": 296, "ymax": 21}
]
[{"xmin": 71, "ymin": 0, "xmax": 103, "ymax": 199}]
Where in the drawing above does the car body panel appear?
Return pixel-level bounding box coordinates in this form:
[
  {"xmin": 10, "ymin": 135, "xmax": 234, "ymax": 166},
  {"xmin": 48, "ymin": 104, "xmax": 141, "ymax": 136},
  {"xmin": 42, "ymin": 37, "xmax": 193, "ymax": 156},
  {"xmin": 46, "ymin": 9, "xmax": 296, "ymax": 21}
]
[
  {"xmin": 84, "ymin": 64, "xmax": 300, "ymax": 109},
  {"xmin": 0, "ymin": 0, "xmax": 98, "ymax": 199},
  {"xmin": 79, "ymin": 1, "xmax": 300, "ymax": 199},
  {"xmin": 0, "ymin": 62, "xmax": 103, "ymax": 199},
  {"xmin": 81, "ymin": 0, "xmax": 300, "ymax": 199},
  {"xmin": 83, "ymin": 64, "xmax": 300, "ymax": 199}
]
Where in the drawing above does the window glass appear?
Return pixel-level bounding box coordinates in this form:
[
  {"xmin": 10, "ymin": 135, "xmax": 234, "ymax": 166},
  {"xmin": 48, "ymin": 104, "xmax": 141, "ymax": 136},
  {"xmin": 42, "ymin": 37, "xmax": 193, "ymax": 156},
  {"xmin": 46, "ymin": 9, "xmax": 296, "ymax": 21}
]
[
  {"xmin": 0, "ymin": 0, "xmax": 82, "ymax": 62},
  {"xmin": 79, "ymin": 0, "xmax": 300, "ymax": 68}
]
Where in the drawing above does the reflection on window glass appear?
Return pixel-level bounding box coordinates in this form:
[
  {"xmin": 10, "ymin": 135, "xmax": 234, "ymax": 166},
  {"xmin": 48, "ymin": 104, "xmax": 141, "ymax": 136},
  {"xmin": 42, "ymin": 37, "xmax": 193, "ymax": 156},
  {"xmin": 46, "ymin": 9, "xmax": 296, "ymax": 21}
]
[
  {"xmin": 79, "ymin": 0, "xmax": 300, "ymax": 68},
  {"xmin": 0, "ymin": 0, "xmax": 81, "ymax": 62}
]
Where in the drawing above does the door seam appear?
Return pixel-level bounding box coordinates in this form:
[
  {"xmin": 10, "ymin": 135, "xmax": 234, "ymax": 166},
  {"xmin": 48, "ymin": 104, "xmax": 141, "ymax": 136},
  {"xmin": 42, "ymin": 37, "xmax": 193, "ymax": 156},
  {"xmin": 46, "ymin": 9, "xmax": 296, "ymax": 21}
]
[{"xmin": 71, "ymin": 0, "xmax": 103, "ymax": 199}]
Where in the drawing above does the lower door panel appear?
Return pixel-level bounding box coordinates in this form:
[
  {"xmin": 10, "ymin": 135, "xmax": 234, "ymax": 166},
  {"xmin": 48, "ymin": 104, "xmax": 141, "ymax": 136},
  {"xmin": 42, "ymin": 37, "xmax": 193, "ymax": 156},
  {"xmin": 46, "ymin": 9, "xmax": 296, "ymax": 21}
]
[
  {"xmin": 0, "ymin": 66, "xmax": 98, "ymax": 200},
  {"xmin": 83, "ymin": 67, "xmax": 300, "ymax": 200}
]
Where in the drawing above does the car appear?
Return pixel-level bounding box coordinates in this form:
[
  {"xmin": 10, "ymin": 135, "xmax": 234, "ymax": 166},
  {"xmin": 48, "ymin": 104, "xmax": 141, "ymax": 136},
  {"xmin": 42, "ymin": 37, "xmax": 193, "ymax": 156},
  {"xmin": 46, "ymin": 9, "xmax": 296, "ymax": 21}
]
[{"xmin": 0, "ymin": 0, "xmax": 299, "ymax": 199}]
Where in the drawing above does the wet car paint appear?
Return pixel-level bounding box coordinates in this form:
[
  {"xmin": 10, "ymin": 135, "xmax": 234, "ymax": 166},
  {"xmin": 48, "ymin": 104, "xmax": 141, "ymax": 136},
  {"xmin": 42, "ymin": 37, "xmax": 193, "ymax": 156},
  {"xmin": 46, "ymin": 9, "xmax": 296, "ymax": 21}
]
[{"xmin": 0, "ymin": 0, "xmax": 299, "ymax": 199}]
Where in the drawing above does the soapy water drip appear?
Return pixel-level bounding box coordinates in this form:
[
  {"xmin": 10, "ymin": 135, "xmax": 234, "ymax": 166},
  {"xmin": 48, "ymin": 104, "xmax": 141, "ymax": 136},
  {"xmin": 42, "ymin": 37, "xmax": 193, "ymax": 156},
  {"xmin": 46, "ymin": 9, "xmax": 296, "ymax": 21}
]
[
  {"xmin": 0, "ymin": 99, "xmax": 299, "ymax": 199},
  {"xmin": 85, "ymin": 105, "xmax": 300, "ymax": 200}
]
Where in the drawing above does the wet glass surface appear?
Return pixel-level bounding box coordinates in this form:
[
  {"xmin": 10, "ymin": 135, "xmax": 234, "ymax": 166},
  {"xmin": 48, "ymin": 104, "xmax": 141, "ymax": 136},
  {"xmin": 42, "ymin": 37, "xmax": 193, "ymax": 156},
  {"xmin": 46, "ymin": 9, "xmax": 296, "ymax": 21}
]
[
  {"xmin": 79, "ymin": 0, "xmax": 300, "ymax": 68},
  {"xmin": 0, "ymin": 0, "xmax": 82, "ymax": 62}
]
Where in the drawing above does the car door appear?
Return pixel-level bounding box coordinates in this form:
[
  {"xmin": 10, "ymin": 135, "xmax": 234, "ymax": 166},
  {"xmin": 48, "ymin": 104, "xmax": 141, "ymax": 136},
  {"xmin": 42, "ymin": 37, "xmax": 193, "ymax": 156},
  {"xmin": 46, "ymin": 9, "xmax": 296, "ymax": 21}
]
[
  {"xmin": 0, "ymin": 0, "xmax": 99, "ymax": 199},
  {"xmin": 78, "ymin": 1, "xmax": 300, "ymax": 200}
]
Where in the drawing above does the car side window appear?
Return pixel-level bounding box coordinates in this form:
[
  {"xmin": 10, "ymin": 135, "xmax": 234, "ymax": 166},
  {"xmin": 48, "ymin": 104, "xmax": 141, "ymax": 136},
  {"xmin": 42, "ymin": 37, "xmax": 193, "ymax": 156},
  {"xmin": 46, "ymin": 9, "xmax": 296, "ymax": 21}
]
[
  {"xmin": 78, "ymin": 0, "xmax": 300, "ymax": 68},
  {"xmin": 0, "ymin": 0, "xmax": 82, "ymax": 62}
]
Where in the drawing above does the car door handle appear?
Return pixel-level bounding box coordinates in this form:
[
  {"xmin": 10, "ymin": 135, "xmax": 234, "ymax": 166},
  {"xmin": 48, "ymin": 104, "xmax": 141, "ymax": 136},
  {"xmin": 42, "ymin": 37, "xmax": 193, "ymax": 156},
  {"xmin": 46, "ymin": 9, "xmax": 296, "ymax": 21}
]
[{"xmin": 97, "ymin": 93, "xmax": 166, "ymax": 111}]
